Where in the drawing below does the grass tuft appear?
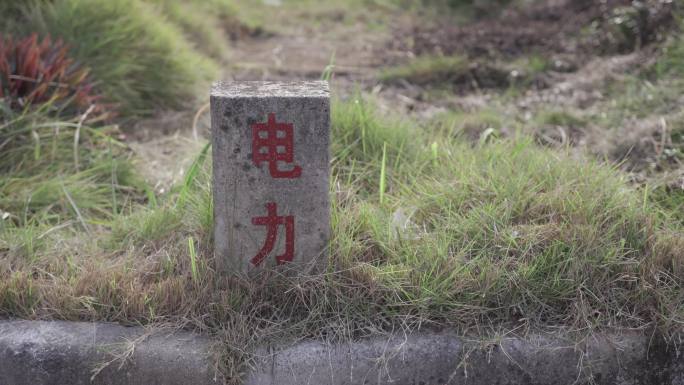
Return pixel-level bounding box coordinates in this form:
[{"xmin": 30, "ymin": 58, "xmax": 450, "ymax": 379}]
[{"xmin": 11, "ymin": 0, "xmax": 219, "ymax": 117}]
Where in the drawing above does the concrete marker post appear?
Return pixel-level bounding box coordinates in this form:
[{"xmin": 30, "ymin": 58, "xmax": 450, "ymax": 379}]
[{"xmin": 210, "ymin": 81, "xmax": 330, "ymax": 274}]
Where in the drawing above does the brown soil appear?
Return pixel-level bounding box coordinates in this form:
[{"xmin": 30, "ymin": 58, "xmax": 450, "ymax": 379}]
[
  {"xmin": 392, "ymin": 0, "xmax": 675, "ymax": 60},
  {"xmin": 127, "ymin": 111, "xmax": 209, "ymax": 193}
]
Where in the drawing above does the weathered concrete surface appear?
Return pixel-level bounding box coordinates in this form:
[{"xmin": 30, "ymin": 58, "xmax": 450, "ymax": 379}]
[
  {"xmin": 211, "ymin": 81, "xmax": 330, "ymax": 274},
  {"xmin": 0, "ymin": 320, "xmax": 681, "ymax": 385},
  {"xmin": 246, "ymin": 331, "xmax": 684, "ymax": 385},
  {"xmin": 0, "ymin": 320, "xmax": 218, "ymax": 385}
]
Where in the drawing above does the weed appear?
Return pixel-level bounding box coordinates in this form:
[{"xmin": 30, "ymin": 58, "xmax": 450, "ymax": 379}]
[
  {"xmin": 177, "ymin": 142, "xmax": 211, "ymax": 209},
  {"xmin": 12, "ymin": 0, "xmax": 218, "ymax": 116},
  {"xmin": 506, "ymin": 54, "xmax": 551, "ymax": 89},
  {"xmin": 432, "ymin": 108, "xmax": 507, "ymax": 142},
  {"xmin": 0, "ymin": 33, "xmax": 103, "ymax": 117},
  {"xmin": 651, "ymin": 184, "xmax": 684, "ymax": 226},
  {"xmin": 188, "ymin": 236, "xmax": 199, "ymax": 284},
  {"xmin": 1, "ymin": 107, "xmax": 146, "ymax": 226},
  {"xmin": 657, "ymin": 17, "xmax": 684, "ymax": 79},
  {"xmin": 380, "ymin": 55, "xmax": 469, "ymax": 87},
  {"xmin": 406, "ymin": 0, "xmax": 512, "ymax": 19},
  {"xmin": 379, "ymin": 141, "xmax": 387, "ymax": 204},
  {"xmin": 534, "ymin": 110, "xmax": 586, "ymax": 128}
]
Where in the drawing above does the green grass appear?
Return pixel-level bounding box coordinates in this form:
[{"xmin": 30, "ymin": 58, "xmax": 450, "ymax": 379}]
[
  {"xmin": 0, "ymin": 107, "xmax": 147, "ymax": 269},
  {"xmin": 532, "ymin": 109, "xmax": 587, "ymax": 129},
  {"xmin": 651, "ymin": 186, "xmax": 684, "ymax": 226},
  {"xmin": 1, "ymin": 96, "xmax": 682, "ymax": 382},
  {"xmin": 0, "ymin": 109, "xmax": 146, "ymax": 226},
  {"xmin": 8, "ymin": 0, "xmax": 220, "ymax": 117},
  {"xmin": 228, "ymin": 0, "xmax": 396, "ymax": 36},
  {"xmin": 380, "ymin": 55, "xmax": 469, "ymax": 87},
  {"xmin": 518, "ymin": 54, "xmax": 551, "ymax": 74},
  {"xmin": 658, "ymin": 31, "xmax": 684, "ymax": 78},
  {"xmin": 380, "ymin": 54, "xmax": 549, "ymax": 91},
  {"xmin": 431, "ymin": 108, "xmax": 506, "ymax": 141},
  {"xmin": 506, "ymin": 54, "xmax": 551, "ymax": 87},
  {"xmin": 148, "ymin": 0, "xmax": 237, "ymax": 61},
  {"xmin": 330, "ymin": 99, "xmax": 681, "ymax": 332},
  {"xmin": 601, "ymin": 75, "xmax": 683, "ymax": 123}
]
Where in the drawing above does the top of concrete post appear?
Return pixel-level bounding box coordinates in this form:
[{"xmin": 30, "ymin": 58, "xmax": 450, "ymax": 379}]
[{"xmin": 211, "ymin": 81, "xmax": 330, "ymax": 99}]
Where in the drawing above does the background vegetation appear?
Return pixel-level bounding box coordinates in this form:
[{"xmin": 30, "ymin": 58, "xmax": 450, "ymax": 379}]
[
  {"xmin": 2, "ymin": 0, "xmax": 234, "ymax": 116},
  {"xmin": 1, "ymin": 0, "xmax": 683, "ymax": 383}
]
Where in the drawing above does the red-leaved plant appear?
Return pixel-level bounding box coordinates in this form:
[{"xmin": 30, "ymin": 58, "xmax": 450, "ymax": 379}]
[{"xmin": 0, "ymin": 33, "xmax": 108, "ymax": 118}]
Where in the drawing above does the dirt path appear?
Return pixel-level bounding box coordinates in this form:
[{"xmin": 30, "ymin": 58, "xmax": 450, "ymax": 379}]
[
  {"xmin": 128, "ymin": 0, "xmax": 681, "ymax": 191},
  {"xmin": 128, "ymin": 3, "xmax": 406, "ymax": 190},
  {"xmin": 226, "ymin": 4, "xmax": 410, "ymax": 88},
  {"xmin": 229, "ymin": 26, "xmax": 384, "ymax": 82}
]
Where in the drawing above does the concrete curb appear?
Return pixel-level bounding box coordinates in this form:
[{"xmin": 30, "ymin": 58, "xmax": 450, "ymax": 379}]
[
  {"xmin": 247, "ymin": 331, "xmax": 683, "ymax": 385},
  {"xmin": 0, "ymin": 320, "xmax": 218, "ymax": 385},
  {"xmin": 0, "ymin": 320, "xmax": 681, "ymax": 385}
]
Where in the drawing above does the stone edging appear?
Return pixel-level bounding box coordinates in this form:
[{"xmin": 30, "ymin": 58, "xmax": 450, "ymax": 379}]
[
  {"xmin": 246, "ymin": 330, "xmax": 683, "ymax": 385},
  {"xmin": 0, "ymin": 320, "xmax": 681, "ymax": 385},
  {"xmin": 0, "ymin": 320, "xmax": 217, "ymax": 385}
]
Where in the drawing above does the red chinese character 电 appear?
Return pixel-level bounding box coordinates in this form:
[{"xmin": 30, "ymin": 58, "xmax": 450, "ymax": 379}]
[
  {"xmin": 251, "ymin": 113, "xmax": 302, "ymax": 178},
  {"xmin": 250, "ymin": 202, "xmax": 294, "ymax": 266}
]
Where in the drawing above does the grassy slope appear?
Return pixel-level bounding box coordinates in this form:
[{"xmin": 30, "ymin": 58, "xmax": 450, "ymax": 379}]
[{"xmin": 1, "ymin": 96, "xmax": 682, "ymax": 380}]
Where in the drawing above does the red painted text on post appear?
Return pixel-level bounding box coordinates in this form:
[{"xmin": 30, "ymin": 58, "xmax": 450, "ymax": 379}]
[
  {"xmin": 250, "ymin": 202, "xmax": 295, "ymax": 266},
  {"xmin": 251, "ymin": 113, "xmax": 302, "ymax": 178}
]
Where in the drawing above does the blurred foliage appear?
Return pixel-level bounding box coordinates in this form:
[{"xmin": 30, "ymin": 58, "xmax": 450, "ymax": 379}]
[
  {"xmin": 588, "ymin": 0, "xmax": 677, "ymax": 54},
  {"xmin": 0, "ymin": 33, "xmax": 106, "ymax": 118},
  {"xmin": 423, "ymin": 0, "xmax": 512, "ymax": 17},
  {"xmin": 3, "ymin": 0, "xmax": 220, "ymax": 118}
]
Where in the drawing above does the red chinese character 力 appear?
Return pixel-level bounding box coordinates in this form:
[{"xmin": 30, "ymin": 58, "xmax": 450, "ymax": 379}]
[
  {"xmin": 251, "ymin": 113, "xmax": 302, "ymax": 178},
  {"xmin": 250, "ymin": 202, "xmax": 294, "ymax": 266}
]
